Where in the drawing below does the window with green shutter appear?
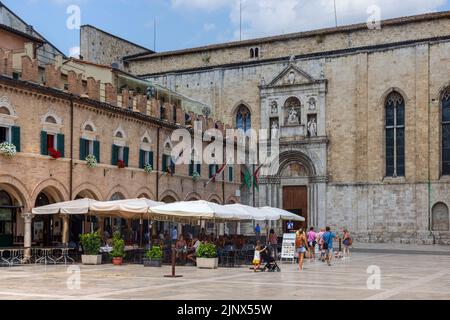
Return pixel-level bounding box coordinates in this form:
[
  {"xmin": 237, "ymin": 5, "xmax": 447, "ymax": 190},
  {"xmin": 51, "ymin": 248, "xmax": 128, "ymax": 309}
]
[
  {"xmin": 148, "ymin": 151, "xmax": 154, "ymax": 168},
  {"xmin": 139, "ymin": 150, "xmax": 145, "ymax": 169},
  {"xmin": 11, "ymin": 126, "xmax": 20, "ymax": 152},
  {"xmin": 57, "ymin": 134, "xmax": 65, "ymax": 158},
  {"xmin": 228, "ymin": 166, "xmax": 234, "ymax": 182},
  {"xmin": 79, "ymin": 138, "xmax": 86, "ymax": 160},
  {"xmin": 189, "ymin": 161, "xmax": 194, "ymax": 176},
  {"xmin": 123, "ymin": 147, "xmax": 129, "ymax": 167},
  {"xmin": 40, "ymin": 131, "xmax": 48, "ymax": 155},
  {"xmin": 93, "ymin": 141, "xmax": 100, "ymax": 163},
  {"xmin": 162, "ymin": 154, "xmax": 169, "ymax": 172},
  {"xmin": 111, "ymin": 145, "xmax": 118, "ymax": 165}
]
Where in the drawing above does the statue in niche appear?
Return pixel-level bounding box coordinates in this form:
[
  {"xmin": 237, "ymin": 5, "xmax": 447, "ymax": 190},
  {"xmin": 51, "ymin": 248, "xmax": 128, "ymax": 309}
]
[
  {"xmin": 270, "ymin": 100, "xmax": 278, "ymax": 114},
  {"xmin": 287, "ymin": 107, "xmax": 299, "ymax": 125},
  {"xmin": 308, "ymin": 117, "xmax": 318, "ymax": 137},
  {"xmin": 308, "ymin": 98, "xmax": 317, "ymax": 111},
  {"xmin": 270, "ymin": 119, "xmax": 279, "ymax": 139},
  {"xmin": 287, "ymin": 71, "xmax": 296, "ymax": 84}
]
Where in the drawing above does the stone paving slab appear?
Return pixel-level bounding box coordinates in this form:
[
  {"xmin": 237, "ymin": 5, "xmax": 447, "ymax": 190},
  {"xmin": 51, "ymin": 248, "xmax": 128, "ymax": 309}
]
[{"xmin": 0, "ymin": 252, "xmax": 449, "ymax": 300}]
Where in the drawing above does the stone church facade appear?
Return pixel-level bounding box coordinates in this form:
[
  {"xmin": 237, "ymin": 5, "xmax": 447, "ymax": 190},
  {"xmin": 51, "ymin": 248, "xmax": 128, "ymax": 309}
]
[{"xmin": 83, "ymin": 12, "xmax": 450, "ymax": 244}]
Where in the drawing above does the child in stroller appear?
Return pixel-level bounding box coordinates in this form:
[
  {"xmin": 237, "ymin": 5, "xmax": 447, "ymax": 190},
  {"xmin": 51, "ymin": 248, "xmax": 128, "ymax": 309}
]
[{"xmin": 260, "ymin": 246, "xmax": 281, "ymax": 272}]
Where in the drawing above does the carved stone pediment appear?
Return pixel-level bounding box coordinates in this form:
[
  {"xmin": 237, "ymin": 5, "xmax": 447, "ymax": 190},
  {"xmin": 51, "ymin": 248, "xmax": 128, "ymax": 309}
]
[{"xmin": 266, "ymin": 64, "xmax": 316, "ymax": 87}]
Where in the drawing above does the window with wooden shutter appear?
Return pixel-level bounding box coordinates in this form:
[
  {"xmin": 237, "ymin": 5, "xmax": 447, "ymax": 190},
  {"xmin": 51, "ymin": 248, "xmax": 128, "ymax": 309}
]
[
  {"xmin": 57, "ymin": 134, "xmax": 65, "ymax": 158},
  {"xmin": 41, "ymin": 131, "xmax": 48, "ymax": 155},
  {"xmin": 111, "ymin": 145, "xmax": 118, "ymax": 165},
  {"xmin": 11, "ymin": 126, "xmax": 20, "ymax": 152},
  {"xmin": 94, "ymin": 141, "xmax": 100, "ymax": 163}
]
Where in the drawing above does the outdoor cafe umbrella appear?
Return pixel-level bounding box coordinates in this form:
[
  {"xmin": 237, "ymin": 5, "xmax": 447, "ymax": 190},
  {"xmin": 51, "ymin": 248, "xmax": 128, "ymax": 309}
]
[
  {"xmin": 31, "ymin": 198, "xmax": 99, "ymax": 215},
  {"xmin": 89, "ymin": 198, "xmax": 164, "ymax": 219},
  {"xmin": 260, "ymin": 207, "xmax": 306, "ymax": 222},
  {"xmin": 149, "ymin": 200, "xmax": 249, "ymax": 221}
]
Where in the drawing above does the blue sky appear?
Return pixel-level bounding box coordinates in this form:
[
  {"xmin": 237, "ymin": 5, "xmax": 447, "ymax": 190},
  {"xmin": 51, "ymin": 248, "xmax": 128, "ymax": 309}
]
[{"xmin": 3, "ymin": 0, "xmax": 450, "ymax": 56}]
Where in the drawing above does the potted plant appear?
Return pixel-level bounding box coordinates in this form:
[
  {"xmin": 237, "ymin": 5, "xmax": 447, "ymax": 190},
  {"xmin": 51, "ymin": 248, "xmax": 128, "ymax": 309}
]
[
  {"xmin": 117, "ymin": 160, "xmax": 126, "ymax": 169},
  {"xmin": 110, "ymin": 232, "xmax": 125, "ymax": 265},
  {"xmin": 144, "ymin": 163, "xmax": 153, "ymax": 174},
  {"xmin": 192, "ymin": 171, "xmax": 201, "ymax": 182},
  {"xmin": 0, "ymin": 142, "xmax": 17, "ymax": 158},
  {"xmin": 196, "ymin": 243, "xmax": 219, "ymax": 269},
  {"xmin": 85, "ymin": 154, "xmax": 98, "ymax": 168},
  {"xmin": 80, "ymin": 232, "xmax": 102, "ymax": 265},
  {"xmin": 143, "ymin": 246, "xmax": 162, "ymax": 267}
]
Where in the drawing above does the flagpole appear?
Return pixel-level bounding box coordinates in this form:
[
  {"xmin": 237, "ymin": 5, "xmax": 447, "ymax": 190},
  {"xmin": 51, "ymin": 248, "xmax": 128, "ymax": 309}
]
[
  {"xmin": 240, "ymin": 0, "xmax": 242, "ymax": 41},
  {"xmin": 333, "ymin": 0, "xmax": 338, "ymax": 27}
]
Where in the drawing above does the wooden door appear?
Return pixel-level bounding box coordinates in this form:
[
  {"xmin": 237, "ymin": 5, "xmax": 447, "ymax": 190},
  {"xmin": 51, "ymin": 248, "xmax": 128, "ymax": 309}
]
[{"xmin": 283, "ymin": 186, "xmax": 307, "ymax": 231}]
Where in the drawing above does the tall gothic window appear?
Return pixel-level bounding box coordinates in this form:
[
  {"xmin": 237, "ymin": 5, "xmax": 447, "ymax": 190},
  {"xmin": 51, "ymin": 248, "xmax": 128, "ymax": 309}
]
[
  {"xmin": 236, "ymin": 105, "xmax": 251, "ymax": 132},
  {"xmin": 442, "ymin": 87, "xmax": 450, "ymax": 175},
  {"xmin": 385, "ymin": 92, "xmax": 405, "ymax": 177}
]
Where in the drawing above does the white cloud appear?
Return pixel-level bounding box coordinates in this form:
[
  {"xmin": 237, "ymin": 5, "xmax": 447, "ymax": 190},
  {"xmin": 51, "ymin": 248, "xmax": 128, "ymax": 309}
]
[
  {"xmin": 171, "ymin": 0, "xmax": 446, "ymax": 40},
  {"xmin": 203, "ymin": 23, "xmax": 216, "ymax": 32},
  {"xmin": 69, "ymin": 46, "xmax": 80, "ymax": 58}
]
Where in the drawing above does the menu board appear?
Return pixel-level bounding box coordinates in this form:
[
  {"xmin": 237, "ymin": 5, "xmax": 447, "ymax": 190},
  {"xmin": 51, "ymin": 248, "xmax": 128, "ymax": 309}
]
[{"xmin": 280, "ymin": 233, "xmax": 296, "ymax": 262}]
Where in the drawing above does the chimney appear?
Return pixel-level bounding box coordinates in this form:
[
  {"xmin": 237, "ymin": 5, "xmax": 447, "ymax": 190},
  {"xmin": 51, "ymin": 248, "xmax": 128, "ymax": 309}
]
[
  {"xmin": 86, "ymin": 77, "xmax": 100, "ymax": 101},
  {"xmin": 0, "ymin": 49, "xmax": 13, "ymax": 77},
  {"xmin": 67, "ymin": 70, "xmax": 83, "ymax": 95},
  {"xmin": 136, "ymin": 94, "xmax": 148, "ymax": 115},
  {"xmin": 21, "ymin": 56, "xmax": 39, "ymax": 83},
  {"xmin": 105, "ymin": 83, "xmax": 117, "ymax": 106},
  {"xmin": 44, "ymin": 64, "xmax": 62, "ymax": 89},
  {"xmin": 151, "ymin": 99, "xmax": 160, "ymax": 118}
]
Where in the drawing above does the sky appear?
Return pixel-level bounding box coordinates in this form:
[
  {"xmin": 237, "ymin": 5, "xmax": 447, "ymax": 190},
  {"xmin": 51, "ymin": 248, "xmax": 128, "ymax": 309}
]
[{"xmin": 3, "ymin": 0, "xmax": 450, "ymax": 57}]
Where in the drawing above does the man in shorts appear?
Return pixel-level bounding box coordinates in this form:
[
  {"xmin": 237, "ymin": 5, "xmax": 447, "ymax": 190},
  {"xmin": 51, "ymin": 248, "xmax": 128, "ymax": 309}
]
[{"xmin": 322, "ymin": 227, "xmax": 337, "ymax": 266}]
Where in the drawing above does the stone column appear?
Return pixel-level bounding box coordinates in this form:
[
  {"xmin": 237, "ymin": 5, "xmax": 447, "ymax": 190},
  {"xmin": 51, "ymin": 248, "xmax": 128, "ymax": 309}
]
[
  {"xmin": 22, "ymin": 213, "xmax": 34, "ymax": 261},
  {"xmin": 61, "ymin": 214, "xmax": 70, "ymax": 246}
]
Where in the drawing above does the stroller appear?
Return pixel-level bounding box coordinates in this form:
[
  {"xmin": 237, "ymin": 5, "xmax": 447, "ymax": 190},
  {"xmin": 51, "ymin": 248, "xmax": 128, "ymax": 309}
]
[{"xmin": 260, "ymin": 246, "xmax": 281, "ymax": 272}]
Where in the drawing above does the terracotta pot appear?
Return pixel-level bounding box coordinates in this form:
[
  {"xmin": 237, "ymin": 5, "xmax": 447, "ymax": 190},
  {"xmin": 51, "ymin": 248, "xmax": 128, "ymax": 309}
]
[{"xmin": 112, "ymin": 257, "xmax": 123, "ymax": 266}]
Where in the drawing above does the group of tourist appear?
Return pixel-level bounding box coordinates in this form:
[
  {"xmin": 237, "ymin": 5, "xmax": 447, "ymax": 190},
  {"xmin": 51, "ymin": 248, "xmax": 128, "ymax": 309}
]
[{"xmin": 295, "ymin": 227, "xmax": 353, "ymax": 271}]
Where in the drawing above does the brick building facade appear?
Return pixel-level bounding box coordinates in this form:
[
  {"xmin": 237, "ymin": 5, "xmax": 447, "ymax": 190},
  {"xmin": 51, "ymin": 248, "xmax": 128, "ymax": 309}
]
[{"xmin": 82, "ymin": 11, "xmax": 450, "ymax": 244}]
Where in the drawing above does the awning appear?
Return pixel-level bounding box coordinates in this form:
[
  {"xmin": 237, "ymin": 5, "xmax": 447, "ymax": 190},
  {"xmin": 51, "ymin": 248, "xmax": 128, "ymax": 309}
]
[
  {"xmin": 90, "ymin": 198, "xmax": 164, "ymax": 219},
  {"xmin": 149, "ymin": 200, "xmax": 246, "ymax": 221},
  {"xmin": 32, "ymin": 198, "xmax": 98, "ymax": 215},
  {"xmin": 260, "ymin": 207, "xmax": 306, "ymax": 222}
]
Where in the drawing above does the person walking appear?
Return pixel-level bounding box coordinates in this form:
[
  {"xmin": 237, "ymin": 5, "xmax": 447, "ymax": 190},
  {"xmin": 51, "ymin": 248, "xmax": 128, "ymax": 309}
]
[
  {"xmin": 342, "ymin": 228, "xmax": 352, "ymax": 258},
  {"xmin": 317, "ymin": 228, "xmax": 326, "ymax": 262},
  {"xmin": 172, "ymin": 226, "xmax": 178, "ymax": 244},
  {"xmin": 295, "ymin": 229, "xmax": 307, "ymax": 271},
  {"xmin": 268, "ymin": 229, "xmax": 278, "ymax": 261},
  {"xmin": 307, "ymin": 227, "xmax": 317, "ymax": 262},
  {"xmin": 322, "ymin": 227, "xmax": 337, "ymax": 266},
  {"xmin": 255, "ymin": 224, "xmax": 261, "ymax": 239}
]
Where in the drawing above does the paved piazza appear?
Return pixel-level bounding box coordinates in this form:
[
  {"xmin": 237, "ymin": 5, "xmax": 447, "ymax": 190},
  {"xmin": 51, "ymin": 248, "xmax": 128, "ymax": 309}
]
[{"xmin": 1, "ymin": 252, "xmax": 449, "ymax": 300}]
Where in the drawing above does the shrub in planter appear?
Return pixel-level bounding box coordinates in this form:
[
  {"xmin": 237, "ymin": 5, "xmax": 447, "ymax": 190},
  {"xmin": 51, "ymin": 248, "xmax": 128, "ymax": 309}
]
[
  {"xmin": 192, "ymin": 171, "xmax": 201, "ymax": 182},
  {"xmin": 196, "ymin": 243, "xmax": 219, "ymax": 269},
  {"xmin": 110, "ymin": 232, "xmax": 125, "ymax": 265},
  {"xmin": 80, "ymin": 232, "xmax": 102, "ymax": 265},
  {"xmin": 0, "ymin": 142, "xmax": 17, "ymax": 158},
  {"xmin": 85, "ymin": 154, "xmax": 98, "ymax": 169},
  {"xmin": 144, "ymin": 163, "xmax": 153, "ymax": 174},
  {"xmin": 143, "ymin": 246, "xmax": 162, "ymax": 267}
]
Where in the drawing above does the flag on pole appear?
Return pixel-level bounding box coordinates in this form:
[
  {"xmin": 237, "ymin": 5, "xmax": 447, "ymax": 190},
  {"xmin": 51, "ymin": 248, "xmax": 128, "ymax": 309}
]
[
  {"xmin": 253, "ymin": 163, "xmax": 264, "ymax": 191},
  {"xmin": 241, "ymin": 165, "xmax": 252, "ymax": 191},
  {"xmin": 204, "ymin": 162, "xmax": 227, "ymax": 187}
]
